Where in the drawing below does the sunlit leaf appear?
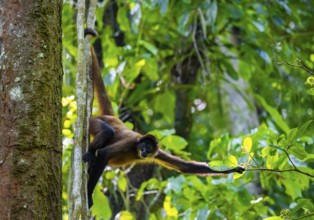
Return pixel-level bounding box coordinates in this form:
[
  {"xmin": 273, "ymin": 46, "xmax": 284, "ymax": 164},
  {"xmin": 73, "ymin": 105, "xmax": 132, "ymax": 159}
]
[
  {"xmin": 209, "ymin": 160, "xmax": 224, "ymax": 167},
  {"xmin": 233, "ymin": 172, "xmax": 244, "ymax": 180},
  {"xmin": 242, "ymin": 137, "xmax": 252, "ymax": 153},
  {"xmin": 139, "ymin": 40, "xmax": 158, "ymax": 55},
  {"xmin": 163, "ymin": 196, "xmax": 178, "ymax": 218},
  {"xmin": 291, "ymin": 199, "xmax": 314, "ymax": 214},
  {"xmin": 266, "ymin": 151, "xmax": 278, "ymax": 169},
  {"xmin": 297, "ymin": 120, "xmax": 313, "ymax": 138},
  {"xmin": 91, "ymin": 185, "xmax": 111, "ymax": 220},
  {"xmin": 160, "ymin": 135, "xmax": 188, "ymax": 150},
  {"xmin": 261, "ymin": 147, "xmax": 272, "ymax": 158},
  {"xmin": 225, "ymin": 155, "xmax": 238, "ymax": 167},
  {"xmin": 289, "ymin": 146, "xmax": 308, "ymax": 161},
  {"xmin": 115, "ymin": 211, "xmax": 135, "ymax": 220},
  {"xmin": 63, "ymin": 120, "xmax": 72, "ymax": 128},
  {"xmin": 263, "ymin": 217, "xmax": 282, "ymax": 220},
  {"xmin": 306, "ymin": 88, "xmax": 314, "ymax": 96},
  {"xmin": 305, "ymin": 76, "xmax": 314, "ymax": 86},
  {"xmin": 118, "ymin": 175, "xmax": 127, "ymax": 192},
  {"xmin": 286, "ymin": 128, "xmax": 298, "ymax": 145}
]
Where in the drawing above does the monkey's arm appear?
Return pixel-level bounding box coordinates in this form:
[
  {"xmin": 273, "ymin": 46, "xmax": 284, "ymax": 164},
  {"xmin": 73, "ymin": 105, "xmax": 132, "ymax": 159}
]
[
  {"xmin": 83, "ymin": 118, "xmax": 115, "ymax": 163},
  {"xmin": 154, "ymin": 149, "xmax": 245, "ymax": 176}
]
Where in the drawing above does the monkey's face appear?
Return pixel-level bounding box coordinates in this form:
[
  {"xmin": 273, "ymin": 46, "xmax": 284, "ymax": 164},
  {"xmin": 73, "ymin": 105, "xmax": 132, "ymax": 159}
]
[{"xmin": 137, "ymin": 138, "xmax": 157, "ymax": 158}]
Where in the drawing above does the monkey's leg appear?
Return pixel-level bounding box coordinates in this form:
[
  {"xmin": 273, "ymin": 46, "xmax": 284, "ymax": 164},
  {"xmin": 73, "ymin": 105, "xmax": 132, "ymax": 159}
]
[
  {"xmin": 87, "ymin": 150, "xmax": 108, "ymax": 208},
  {"xmin": 83, "ymin": 118, "xmax": 115, "ymax": 162}
]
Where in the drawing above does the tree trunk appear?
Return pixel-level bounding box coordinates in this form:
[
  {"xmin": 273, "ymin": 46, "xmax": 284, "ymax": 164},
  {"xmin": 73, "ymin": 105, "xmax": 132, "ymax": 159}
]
[
  {"xmin": 0, "ymin": 0, "xmax": 63, "ymax": 219},
  {"xmin": 220, "ymin": 27, "xmax": 259, "ymax": 135},
  {"xmin": 172, "ymin": 54, "xmax": 200, "ymax": 138}
]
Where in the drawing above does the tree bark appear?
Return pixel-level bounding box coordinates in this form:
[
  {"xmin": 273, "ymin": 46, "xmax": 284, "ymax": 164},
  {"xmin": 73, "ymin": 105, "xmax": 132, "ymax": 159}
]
[
  {"xmin": 0, "ymin": 0, "xmax": 62, "ymax": 219},
  {"xmin": 172, "ymin": 54, "xmax": 200, "ymax": 138}
]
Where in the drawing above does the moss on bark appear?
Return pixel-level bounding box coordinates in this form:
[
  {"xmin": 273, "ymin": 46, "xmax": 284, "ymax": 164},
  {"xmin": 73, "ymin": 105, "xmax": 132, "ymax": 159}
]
[{"xmin": 0, "ymin": 0, "xmax": 63, "ymax": 219}]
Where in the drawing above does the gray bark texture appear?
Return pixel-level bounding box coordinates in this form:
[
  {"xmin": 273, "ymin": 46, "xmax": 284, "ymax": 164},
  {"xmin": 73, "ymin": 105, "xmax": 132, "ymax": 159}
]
[{"xmin": 0, "ymin": 0, "xmax": 62, "ymax": 219}]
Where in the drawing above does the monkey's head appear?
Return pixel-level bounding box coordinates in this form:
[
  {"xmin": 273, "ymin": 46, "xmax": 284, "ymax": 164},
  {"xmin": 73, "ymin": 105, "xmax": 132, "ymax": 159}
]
[{"xmin": 137, "ymin": 134, "xmax": 158, "ymax": 158}]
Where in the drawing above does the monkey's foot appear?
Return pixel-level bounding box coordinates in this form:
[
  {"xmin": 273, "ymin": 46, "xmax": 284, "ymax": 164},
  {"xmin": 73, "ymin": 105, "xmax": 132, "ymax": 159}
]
[{"xmin": 83, "ymin": 151, "xmax": 95, "ymax": 163}]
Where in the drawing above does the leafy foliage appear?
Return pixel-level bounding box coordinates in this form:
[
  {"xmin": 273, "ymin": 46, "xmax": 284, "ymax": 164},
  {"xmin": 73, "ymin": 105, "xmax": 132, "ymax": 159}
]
[{"xmin": 62, "ymin": 0, "xmax": 314, "ymax": 219}]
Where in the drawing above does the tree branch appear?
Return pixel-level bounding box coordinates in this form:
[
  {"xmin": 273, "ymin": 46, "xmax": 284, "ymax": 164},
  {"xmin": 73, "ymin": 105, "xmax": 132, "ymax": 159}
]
[
  {"xmin": 247, "ymin": 167, "xmax": 314, "ymax": 178},
  {"xmin": 278, "ymin": 57, "xmax": 313, "ymax": 75}
]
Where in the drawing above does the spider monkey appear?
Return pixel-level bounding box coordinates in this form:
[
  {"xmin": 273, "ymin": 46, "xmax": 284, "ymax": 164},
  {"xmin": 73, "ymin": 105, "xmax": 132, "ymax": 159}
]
[{"xmin": 83, "ymin": 29, "xmax": 245, "ymax": 208}]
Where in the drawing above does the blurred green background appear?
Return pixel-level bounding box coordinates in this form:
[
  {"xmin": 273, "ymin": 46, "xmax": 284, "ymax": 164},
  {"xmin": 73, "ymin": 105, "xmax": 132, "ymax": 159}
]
[{"xmin": 62, "ymin": 0, "xmax": 314, "ymax": 219}]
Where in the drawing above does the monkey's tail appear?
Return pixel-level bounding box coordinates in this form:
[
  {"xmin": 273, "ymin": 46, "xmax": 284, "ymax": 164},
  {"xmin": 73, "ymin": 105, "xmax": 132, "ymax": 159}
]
[{"xmin": 85, "ymin": 28, "xmax": 115, "ymax": 116}]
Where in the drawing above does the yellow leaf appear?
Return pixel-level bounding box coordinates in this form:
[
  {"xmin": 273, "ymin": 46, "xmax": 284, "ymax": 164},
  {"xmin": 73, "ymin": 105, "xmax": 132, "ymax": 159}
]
[
  {"xmin": 305, "ymin": 76, "xmax": 314, "ymax": 86},
  {"xmin": 263, "ymin": 217, "xmax": 282, "ymax": 220},
  {"xmin": 242, "ymin": 137, "xmax": 252, "ymax": 153},
  {"xmin": 233, "ymin": 172, "xmax": 244, "ymax": 180},
  {"xmin": 163, "ymin": 196, "xmax": 178, "ymax": 218},
  {"xmin": 226, "ymin": 155, "xmax": 238, "ymax": 167},
  {"xmin": 135, "ymin": 59, "xmax": 146, "ymax": 67},
  {"xmin": 116, "ymin": 211, "xmax": 135, "ymax": 220}
]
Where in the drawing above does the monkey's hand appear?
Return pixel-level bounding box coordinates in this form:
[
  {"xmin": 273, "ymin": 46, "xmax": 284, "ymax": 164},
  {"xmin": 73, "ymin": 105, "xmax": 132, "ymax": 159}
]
[
  {"xmin": 235, "ymin": 165, "xmax": 246, "ymax": 174},
  {"xmin": 83, "ymin": 151, "xmax": 96, "ymax": 163}
]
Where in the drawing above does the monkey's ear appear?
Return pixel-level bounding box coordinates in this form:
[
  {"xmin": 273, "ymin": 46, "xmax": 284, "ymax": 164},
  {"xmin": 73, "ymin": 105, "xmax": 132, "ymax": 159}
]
[{"xmin": 140, "ymin": 134, "xmax": 158, "ymax": 146}]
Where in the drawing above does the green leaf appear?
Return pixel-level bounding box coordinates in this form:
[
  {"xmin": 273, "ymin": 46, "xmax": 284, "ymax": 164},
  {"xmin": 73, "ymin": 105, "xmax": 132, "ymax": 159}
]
[
  {"xmin": 266, "ymin": 151, "xmax": 279, "ymax": 169},
  {"xmin": 264, "ymin": 216, "xmax": 283, "ymax": 220},
  {"xmin": 116, "ymin": 211, "xmax": 135, "ymax": 220},
  {"xmin": 289, "ymin": 146, "xmax": 308, "ymax": 161},
  {"xmin": 207, "ymin": 134, "xmax": 229, "ymax": 158},
  {"xmin": 209, "ymin": 160, "xmax": 224, "ymax": 167},
  {"xmin": 160, "ymin": 135, "xmax": 188, "ymax": 150},
  {"xmin": 166, "ymin": 176, "xmax": 185, "ymax": 194},
  {"xmin": 225, "ymin": 155, "xmax": 238, "ymax": 167},
  {"xmin": 291, "ymin": 199, "xmax": 314, "ymax": 214},
  {"xmin": 254, "ymin": 94, "xmax": 290, "ymax": 133},
  {"xmin": 91, "ymin": 185, "xmax": 112, "ymax": 220},
  {"xmin": 263, "ymin": 217, "xmax": 282, "ymax": 220},
  {"xmin": 178, "ymin": 12, "xmax": 192, "ymax": 36},
  {"xmin": 286, "ymin": 127, "xmax": 298, "ymax": 145},
  {"xmin": 305, "ymin": 76, "xmax": 314, "ymax": 86},
  {"xmin": 124, "ymin": 59, "xmax": 145, "ymax": 83},
  {"xmin": 118, "ymin": 175, "xmax": 127, "ymax": 192},
  {"xmin": 154, "ymin": 91, "xmax": 175, "ymax": 123},
  {"xmin": 139, "ymin": 40, "xmax": 158, "ymax": 55},
  {"xmin": 261, "ymin": 147, "xmax": 272, "ymax": 158},
  {"xmin": 296, "ymin": 120, "xmax": 313, "ymax": 138},
  {"xmin": 221, "ymin": 60, "xmax": 238, "ymax": 80},
  {"xmin": 306, "ymin": 88, "xmax": 314, "ymax": 95},
  {"xmin": 142, "ymin": 58, "xmax": 159, "ymax": 81},
  {"xmin": 137, "ymin": 178, "xmax": 163, "ymax": 201},
  {"xmin": 117, "ymin": 7, "xmax": 131, "ymax": 32},
  {"xmin": 207, "ymin": 0, "xmax": 218, "ymax": 25},
  {"xmin": 233, "ymin": 171, "xmax": 245, "ymax": 179}
]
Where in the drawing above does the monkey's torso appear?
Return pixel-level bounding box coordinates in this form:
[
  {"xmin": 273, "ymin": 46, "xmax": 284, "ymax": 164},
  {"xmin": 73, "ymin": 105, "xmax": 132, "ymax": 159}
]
[{"xmin": 91, "ymin": 115, "xmax": 144, "ymax": 167}]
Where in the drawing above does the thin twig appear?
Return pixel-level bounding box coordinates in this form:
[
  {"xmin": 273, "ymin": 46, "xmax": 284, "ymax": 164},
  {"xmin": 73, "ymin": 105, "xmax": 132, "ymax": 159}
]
[
  {"xmin": 291, "ymin": 213, "xmax": 314, "ymax": 220},
  {"xmin": 247, "ymin": 167, "xmax": 314, "ymax": 178},
  {"xmin": 278, "ymin": 57, "xmax": 314, "ymax": 75},
  {"xmin": 276, "ymin": 146, "xmax": 298, "ymax": 170}
]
